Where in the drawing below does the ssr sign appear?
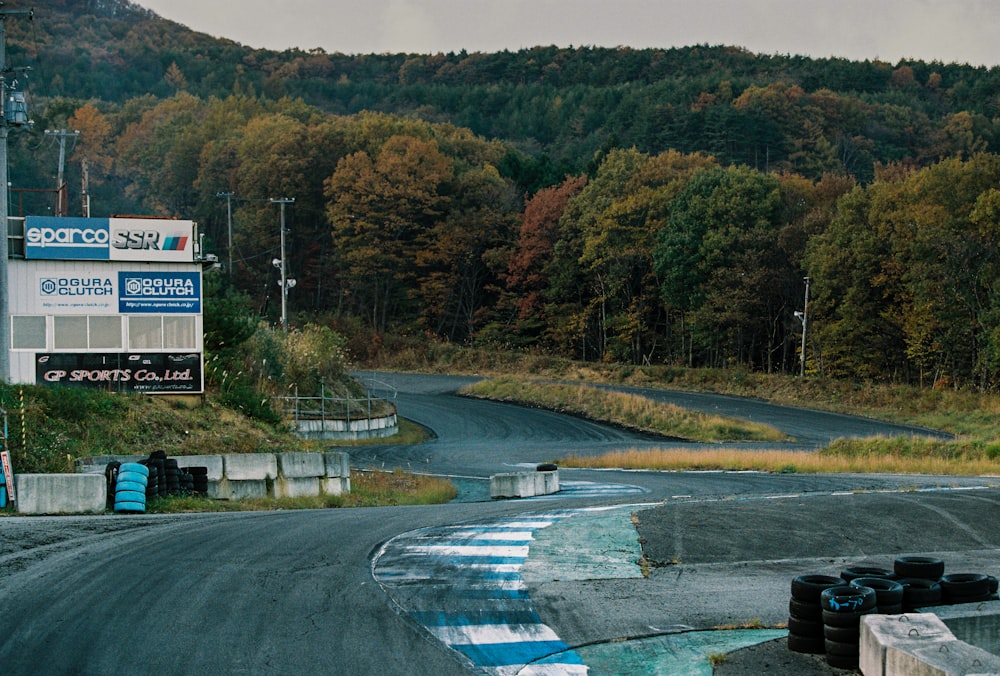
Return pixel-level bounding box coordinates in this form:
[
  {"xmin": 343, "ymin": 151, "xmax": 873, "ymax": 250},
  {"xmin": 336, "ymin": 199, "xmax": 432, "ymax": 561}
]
[{"xmin": 25, "ymin": 216, "xmax": 194, "ymax": 262}]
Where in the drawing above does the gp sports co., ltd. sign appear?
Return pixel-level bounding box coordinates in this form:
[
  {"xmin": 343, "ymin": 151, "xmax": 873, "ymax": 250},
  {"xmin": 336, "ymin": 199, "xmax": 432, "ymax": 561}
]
[{"xmin": 24, "ymin": 216, "xmax": 194, "ymax": 262}]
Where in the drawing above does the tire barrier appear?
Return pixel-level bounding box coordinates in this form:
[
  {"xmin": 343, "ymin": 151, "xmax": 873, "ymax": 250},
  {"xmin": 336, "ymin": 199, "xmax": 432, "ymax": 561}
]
[
  {"xmin": 850, "ymin": 577, "xmax": 904, "ymax": 614},
  {"xmin": 113, "ymin": 462, "xmax": 148, "ymax": 513},
  {"xmin": 894, "ymin": 555, "xmax": 945, "ymax": 580},
  {"xmin": 787, "ymin": 574, "xmax": 843, "ymax": 655},
  {"xmin": 819, "ymin": 585, "xmax": 875, "ymax": 671},
  {"xmin": 0, "ymin": 469, "xmax": 7, "ymax": 508},
  {"xmin": 788, "ymin": 556, "xmax": 999, "ymax": 667},
  {"xmin": 104, "ymin": 461, "xmax": 121, "ymax": 510},
  {"xmin": 898, "ymin": 577, "xmax": 943, "ymax": 611},
  {"xmin": 107, "ymin": 453, "xmax": 210, "ymax": 514}
]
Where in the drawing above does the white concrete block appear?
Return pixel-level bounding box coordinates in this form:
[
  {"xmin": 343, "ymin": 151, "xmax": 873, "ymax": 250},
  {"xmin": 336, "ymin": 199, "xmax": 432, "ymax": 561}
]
[
  {"xmin": 223, "ymin": 454, "xmax": 277, "ymax": 480},
  {"xmin": 278, "ymin": 452, "xmax": 325, "ymax": 479},
  {"xmin": 324, "ymin": 452, "xmax": 350, "ymax": 478},
  {"xmin": 15, "ymin": 474, "xmax": 107, "ymax": 514},
  {"xmin": 226, "ymin": 479, "xmax": 268, "ymax": 500},
  {"xmin": 275, "ymin": 476, "xmax": 320, "ymax": 498},
  {"xmin": 177, "ymin": 455, "xmax": 224, "ymax": 481},
  {"xmin": 322, "ymin": 476, "xmax": 350, "ymax": 495},
  {"xmin": 860, "ymin": 613, "xmax": 953, "ymax": 676}
]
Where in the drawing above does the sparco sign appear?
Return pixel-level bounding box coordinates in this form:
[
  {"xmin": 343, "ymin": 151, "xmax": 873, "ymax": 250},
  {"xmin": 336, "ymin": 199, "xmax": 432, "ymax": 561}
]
[{"xmin": 25, "ymin": 216, "xmax": 194, "ymax": 262}]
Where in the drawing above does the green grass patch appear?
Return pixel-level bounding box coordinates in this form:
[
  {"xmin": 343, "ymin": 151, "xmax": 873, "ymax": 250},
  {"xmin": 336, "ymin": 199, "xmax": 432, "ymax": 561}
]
[{"xmin": 461, "ymin": 377, "xmax": 788, "ymax": 443}]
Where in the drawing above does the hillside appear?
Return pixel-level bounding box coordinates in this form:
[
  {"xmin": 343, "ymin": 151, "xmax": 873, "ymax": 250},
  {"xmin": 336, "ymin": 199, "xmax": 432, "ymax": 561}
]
[
  {"xmin": 7, "ymin": 0, "xmax": 1000, "ymax": 184},
  {"xmin": 5, "ymin": 1, "xmax": 1000, "ymax": 388}
]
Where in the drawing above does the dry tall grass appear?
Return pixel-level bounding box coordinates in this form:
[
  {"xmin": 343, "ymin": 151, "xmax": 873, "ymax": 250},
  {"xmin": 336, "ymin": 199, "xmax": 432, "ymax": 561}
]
[{"xmin": 462, "ymin": 377, "xmax": 787, "ymax": 442}]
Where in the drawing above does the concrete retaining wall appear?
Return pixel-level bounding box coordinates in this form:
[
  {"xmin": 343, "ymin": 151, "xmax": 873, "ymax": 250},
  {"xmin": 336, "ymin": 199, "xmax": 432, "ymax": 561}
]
[
  {"xmin": 18, "ymin": 451, "xmax": 352, "ymax": 513},
  {"xmin": 490, "ymin": 469, "xmax": 559, "ymax": 499},
  {"xmin": 293, "ymin": 413, "xmax": 398, "ymax": 440}
]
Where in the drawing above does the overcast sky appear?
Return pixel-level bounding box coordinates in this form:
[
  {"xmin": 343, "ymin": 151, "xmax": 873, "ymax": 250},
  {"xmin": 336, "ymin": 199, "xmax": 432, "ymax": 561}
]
[{"xmin": 135, "ymin": 0, "xmax": 999, "ymax": 66}]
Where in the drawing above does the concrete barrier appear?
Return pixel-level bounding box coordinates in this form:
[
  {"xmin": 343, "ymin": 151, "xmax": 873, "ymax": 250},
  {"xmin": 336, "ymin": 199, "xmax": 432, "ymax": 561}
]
[
  {"xmin": 860, "ymin": 613, "xmax": 953, "ymax": 676},
  {"xmin": 932, "ymin": 600, "xmax": 1000, "ymax": 655},
  {"xmin": 887, "ymin": 638, "xmax": 1000, "ymax": 675},
  {"xmin": 323, "ymin": 452, "xmax": 351, "ymax": 495},
  {"xmin": 26, "ymin": 451, "xmax": 354, "ymax": 509},
  {"xmin": 860, "ymin": 607, "xmax": 1000, "ymax": 676},
  {"xmin": 15, "ymin": 474, "xmax": 107, "ymax": 514},
  {"xmin": 223, "ymin": 454, "xmax": 278, "ymax": 481},
  {"xmin": 490, "ymin": 469, "xmax": 559, "ymax": 499}
]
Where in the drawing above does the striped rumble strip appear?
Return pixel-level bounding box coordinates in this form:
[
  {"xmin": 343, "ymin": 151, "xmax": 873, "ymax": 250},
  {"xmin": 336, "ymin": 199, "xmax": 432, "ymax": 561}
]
[{"xmin": 373, "ymin": 513, "xmax": 589, "ymax": 675}]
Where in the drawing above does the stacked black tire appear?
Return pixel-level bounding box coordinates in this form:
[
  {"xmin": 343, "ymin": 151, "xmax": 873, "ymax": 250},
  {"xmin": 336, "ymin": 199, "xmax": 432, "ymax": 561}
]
[
  {"xmin": 137, "ymin": 451, "xmax": 209, "ymax": 498},
  {"xmin": 788, "ymin": 574, "xmax": 842, "ymax": 656},
  {"xmin": 184, "ymin": 465, "xmax": 209, "ymax": 495},
  {"xmin": 820, "ymin": 584, "xmax": 876, "ymax": 670},
  {"xmin": 895, "ymin": 555, "xmax": 945, "ymax": 611},
  {"xmin": 163, "ymin": 458, "xmax": 182, "ymax": 494},
  {"xmin": 789, "ymin": 557, "xmax": 1000, "ymax": 668}
]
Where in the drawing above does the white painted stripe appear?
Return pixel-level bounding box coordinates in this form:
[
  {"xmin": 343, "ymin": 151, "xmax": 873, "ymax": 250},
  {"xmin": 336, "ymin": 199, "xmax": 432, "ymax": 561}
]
[
  {"xmin": 448, "ymin": 530, "xmax": 536, "ymax": 541},
  {"xmin": 406, "ymin": 544, "xmax": 531, "ymax": 558},
  {"xmin": 428, "ymin": 623, "xmax": 561, "ymax": 645},
  {"xmin": 465, "ymin": 563, "xmax": 523, "ymax": 573},
  {"xmin": 519, "ymin": 664, "xmax": 589, "ymax": 675}
]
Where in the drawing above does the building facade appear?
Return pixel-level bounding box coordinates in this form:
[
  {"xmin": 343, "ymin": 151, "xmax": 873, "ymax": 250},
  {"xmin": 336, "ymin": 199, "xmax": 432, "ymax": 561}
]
[{"xmin": 7, "ymin": 216, "xmax": 209, "ymax": 394}]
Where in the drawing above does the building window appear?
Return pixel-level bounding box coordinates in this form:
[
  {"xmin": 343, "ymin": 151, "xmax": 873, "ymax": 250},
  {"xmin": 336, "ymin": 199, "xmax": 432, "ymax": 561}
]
[
  {"xmin": 128, "ymin": 316, "xmax": 162, "ymax": 349},
  {"xmin": 53, "ymin": 316, "xmax": 87, "ymax": 349},
  {"xmin": 12, "ymin": 315, "xmax": 46, "ymax": 349},
  {"xmin": 164, "ymin": 316, "xmax": 196, "ymax": 349},
  {"xmin": 90, "ymin": 316, "xmax": 123, "ymax": 349}
]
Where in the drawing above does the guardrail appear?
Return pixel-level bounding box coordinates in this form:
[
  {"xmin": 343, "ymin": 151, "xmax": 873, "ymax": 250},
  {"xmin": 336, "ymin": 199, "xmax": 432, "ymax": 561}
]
[{"xmin": 272, "ymin": 384, "xmax": 398, "ymax": 440}]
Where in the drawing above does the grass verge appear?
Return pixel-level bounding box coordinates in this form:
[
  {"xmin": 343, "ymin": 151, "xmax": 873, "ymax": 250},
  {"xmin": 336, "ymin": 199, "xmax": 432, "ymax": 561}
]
[
  {"xmin": 461, "ymin": 377, "xmax": 788, "ymax": 443},
  {"xmin": 558, "ymin": 439, "xmax": 1000, "ymax": 476},
  {"xmin": 144, "ymin": 469, "xmax": 456, "ymax": 513}
]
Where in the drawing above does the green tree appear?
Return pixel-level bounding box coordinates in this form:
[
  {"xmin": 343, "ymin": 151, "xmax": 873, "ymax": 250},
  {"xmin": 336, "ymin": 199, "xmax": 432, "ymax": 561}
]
[{"xmin": 326, "ymin": 135, "xmax": 453, "ymax": 333}]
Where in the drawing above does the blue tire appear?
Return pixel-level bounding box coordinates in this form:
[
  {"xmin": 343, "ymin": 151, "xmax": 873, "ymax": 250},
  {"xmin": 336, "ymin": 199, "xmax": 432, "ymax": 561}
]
[
  {"xmin": 119, "ymin": 462, "xmax": 149, "ymax": 477},
  {"xmin": 114, "ymin": 490, "xmax": 146, "ymax": 504},
  {"xmin": 116, "ymin": 471, "xmax": 148, "ymax": 487},
  {"xmin": 115, "ymin": 480, "xmax": 147, "ymax": 494},
  {"xmin": 114, "ymin": 501, "xmax": 146, "ymax": 513}
]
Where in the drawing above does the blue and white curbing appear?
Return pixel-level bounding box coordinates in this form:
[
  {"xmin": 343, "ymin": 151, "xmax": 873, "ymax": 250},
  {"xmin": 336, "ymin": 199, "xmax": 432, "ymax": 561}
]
[{"xmin": 373, "ymin": 512, "xmax": 589, "ymax": 674}]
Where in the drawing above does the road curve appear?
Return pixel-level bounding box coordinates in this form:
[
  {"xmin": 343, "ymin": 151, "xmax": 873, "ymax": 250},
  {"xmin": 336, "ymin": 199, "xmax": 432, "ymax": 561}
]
[{"xmin": 0, "ymin": 373, "xmax": 983, "ymax": 675}]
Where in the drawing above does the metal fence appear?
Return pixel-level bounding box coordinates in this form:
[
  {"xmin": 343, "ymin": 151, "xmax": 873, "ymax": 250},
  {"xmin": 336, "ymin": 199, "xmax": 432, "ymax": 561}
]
[{"xmin": 272, "ymin": 383, "xmax": 396, "ymax": 429}]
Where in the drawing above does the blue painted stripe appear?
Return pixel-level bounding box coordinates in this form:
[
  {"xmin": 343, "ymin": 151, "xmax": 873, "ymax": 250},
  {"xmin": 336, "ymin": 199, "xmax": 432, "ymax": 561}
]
[
  {"xmin": 411, "ymin": 610, "xmax": 544, "ymax": 626},
  {"xmin": 478, "ymin": 571, "xmax": 524, "ymax": 581},
  {"xmin": 460, "ymin": 588, "xmax": 530, "ymax": 600},
  {"xmin": 452, "ymin": 640, "xmax": 582, "ymax": 667},
  {"xmin": 431, "ymin": 555, "xmax": 526, "ymax": 566}
]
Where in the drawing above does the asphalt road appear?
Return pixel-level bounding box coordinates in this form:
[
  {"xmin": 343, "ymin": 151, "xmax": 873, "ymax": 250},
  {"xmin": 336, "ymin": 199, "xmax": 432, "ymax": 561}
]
[{"xmin": 0, "ymin": 373, "xmax": 995, "ymax": 675}]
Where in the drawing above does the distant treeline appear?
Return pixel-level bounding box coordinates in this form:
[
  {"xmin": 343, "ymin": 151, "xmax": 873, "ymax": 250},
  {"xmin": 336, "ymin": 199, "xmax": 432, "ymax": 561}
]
[{"xmin": 6, "ymin": 0, "xmax": 1000, "ymax": 386}]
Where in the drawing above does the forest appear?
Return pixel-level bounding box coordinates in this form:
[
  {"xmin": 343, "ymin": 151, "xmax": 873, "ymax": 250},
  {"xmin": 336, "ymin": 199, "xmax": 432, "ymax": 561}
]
[{"xmin": 6, "ymin": 0, "xmax": 1000, "ymax": 387}]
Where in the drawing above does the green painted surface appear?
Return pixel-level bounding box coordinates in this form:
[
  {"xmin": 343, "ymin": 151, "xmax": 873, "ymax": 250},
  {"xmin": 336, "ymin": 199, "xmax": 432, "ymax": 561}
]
[
  {"xmin": 574, "ymin": 629, "xmax": 788, "ymax": 676},
  {"xmin": 523, "ymin": 506, "xmax": 645, "ymax": 581}
]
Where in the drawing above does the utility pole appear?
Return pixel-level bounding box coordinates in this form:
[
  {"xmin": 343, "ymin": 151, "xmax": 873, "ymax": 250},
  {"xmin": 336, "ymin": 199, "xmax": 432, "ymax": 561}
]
[
  {"xmin": 0, "ymin": 5, "xmax": 33, "ymax": 384},
  {"xmin": 81, "ymin": 157, "xmax": 90, "ymax": 217},
  {"xmin": 795, "ymin": 276, "xmax": 810, "ymax": 377},
  {"xmin": 216, "ymin": 192, "xmax": 234, "ymax": 279},
  {"xmin": 270, "ymin": 198, "xmax": 295, "ymax": 332},
  {"xmin": 44, "ymin": 129, "xmax": 78, "ymax": 216}
]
